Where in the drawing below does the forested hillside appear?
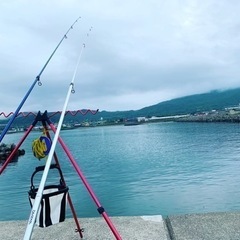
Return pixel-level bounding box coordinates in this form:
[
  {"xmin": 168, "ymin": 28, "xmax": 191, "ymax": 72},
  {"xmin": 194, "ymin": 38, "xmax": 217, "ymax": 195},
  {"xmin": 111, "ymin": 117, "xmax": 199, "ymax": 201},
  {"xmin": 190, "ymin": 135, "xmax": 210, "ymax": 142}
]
[
  {"xmin": 137, "ymin": 88, "xmax": 240, "ymax": 117},
  {"xmin": 2, "ymin": 88, "xmax": 240, "ymax": 127}
]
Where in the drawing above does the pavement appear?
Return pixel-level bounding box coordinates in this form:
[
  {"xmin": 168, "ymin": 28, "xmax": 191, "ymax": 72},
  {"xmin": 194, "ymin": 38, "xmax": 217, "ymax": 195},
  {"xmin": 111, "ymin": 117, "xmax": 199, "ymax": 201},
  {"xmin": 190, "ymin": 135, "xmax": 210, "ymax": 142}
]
[
  {"xmin": 166, "ymin": 211, "xmax": 240, "ymax": 240},
  {"xmin": 0, "ymin": 212, "xmax": 240, "ymax": 239}
]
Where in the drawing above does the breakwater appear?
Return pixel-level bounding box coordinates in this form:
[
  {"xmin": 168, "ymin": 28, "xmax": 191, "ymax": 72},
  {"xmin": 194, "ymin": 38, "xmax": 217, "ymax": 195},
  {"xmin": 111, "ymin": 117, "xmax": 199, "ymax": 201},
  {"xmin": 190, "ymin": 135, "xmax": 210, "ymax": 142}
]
[{"xmin": 177, "ymin": 111, "xmax": 240, "ymax": 123}]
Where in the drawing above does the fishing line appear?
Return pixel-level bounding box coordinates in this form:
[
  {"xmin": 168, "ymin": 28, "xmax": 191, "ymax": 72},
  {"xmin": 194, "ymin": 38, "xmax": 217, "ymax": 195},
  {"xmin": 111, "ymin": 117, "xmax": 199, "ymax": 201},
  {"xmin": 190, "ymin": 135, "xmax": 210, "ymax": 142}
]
[
  {"xmin": 23, "ymin": 27, "xmax": 92, "ymax": 240},
  {"xmin": 71, "ymin": 26, "xmax": 93, "ymax": 92},
  {"xmin": 0, "ymin": 17, "xmax": 81, "ymax": 143},
  {"xmin": 0, "ymin": 109, "xmax": 98, "ymax": 118}
]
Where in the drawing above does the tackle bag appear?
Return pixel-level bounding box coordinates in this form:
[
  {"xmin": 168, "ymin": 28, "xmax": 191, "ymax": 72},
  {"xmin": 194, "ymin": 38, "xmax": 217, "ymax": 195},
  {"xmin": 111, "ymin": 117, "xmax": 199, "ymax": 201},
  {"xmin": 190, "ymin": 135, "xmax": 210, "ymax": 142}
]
[{"xmin": 28, "ymin": 164, "xmax": 69, "ymax": 228}]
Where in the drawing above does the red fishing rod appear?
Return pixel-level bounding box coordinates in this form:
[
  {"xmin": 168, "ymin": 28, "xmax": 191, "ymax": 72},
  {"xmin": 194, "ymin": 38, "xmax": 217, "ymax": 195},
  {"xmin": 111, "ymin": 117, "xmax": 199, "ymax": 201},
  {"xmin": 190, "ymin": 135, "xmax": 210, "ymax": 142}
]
[{"xmin": 0, "ymin": 17, "xmax": 81, "ymax": 143}]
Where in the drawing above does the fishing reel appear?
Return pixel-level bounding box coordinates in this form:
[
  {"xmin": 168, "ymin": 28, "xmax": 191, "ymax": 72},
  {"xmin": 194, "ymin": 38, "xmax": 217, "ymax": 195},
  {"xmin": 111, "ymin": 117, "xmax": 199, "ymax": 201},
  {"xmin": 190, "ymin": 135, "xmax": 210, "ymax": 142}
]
[{"xmin": 32, "ymin": 135, "xmax": 51, "ymax": 160}]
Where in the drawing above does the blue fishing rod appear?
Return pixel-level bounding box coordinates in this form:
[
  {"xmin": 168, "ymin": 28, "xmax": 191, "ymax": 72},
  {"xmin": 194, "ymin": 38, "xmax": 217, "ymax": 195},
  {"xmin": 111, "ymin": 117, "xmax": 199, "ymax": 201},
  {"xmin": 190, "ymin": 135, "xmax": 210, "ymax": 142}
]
[{"xmin": 0, "ymin": 17, "xmax": 81, "ymax": 143}]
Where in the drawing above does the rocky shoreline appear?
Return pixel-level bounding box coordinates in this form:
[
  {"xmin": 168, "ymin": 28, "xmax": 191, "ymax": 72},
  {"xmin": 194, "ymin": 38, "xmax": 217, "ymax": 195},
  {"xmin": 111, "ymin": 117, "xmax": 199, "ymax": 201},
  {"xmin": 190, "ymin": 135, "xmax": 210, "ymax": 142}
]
[
  {"xmin": 177, "ymin": 111, "xmax": 240, "ymax": 123},
  {"xmin": 0, "ymin": 143, "xmax": 25, "ymax": 162}
]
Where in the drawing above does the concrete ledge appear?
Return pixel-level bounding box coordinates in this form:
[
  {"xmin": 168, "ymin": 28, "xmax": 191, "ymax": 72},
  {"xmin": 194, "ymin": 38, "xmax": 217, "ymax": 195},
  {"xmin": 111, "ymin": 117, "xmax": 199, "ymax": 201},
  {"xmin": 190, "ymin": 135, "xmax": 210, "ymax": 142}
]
[
  {"xmin": 1, "ymin": 212, "xmax": 240, "ymax": 239},
  {"xmin": 0, "ymin": 215, "xmax": 169, "ymax": 240},
  {"xmin": 166, "ymin": 211, "xmax": 240, "ymax": 240}
]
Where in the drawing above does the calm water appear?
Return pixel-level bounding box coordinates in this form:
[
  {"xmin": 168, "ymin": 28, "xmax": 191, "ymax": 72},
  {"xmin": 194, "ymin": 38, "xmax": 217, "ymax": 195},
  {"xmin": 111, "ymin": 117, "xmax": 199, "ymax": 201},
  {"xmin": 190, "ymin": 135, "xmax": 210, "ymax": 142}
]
[{"xmin": 1, "ymin": 122, "xmax": 240, "ymax": 221}]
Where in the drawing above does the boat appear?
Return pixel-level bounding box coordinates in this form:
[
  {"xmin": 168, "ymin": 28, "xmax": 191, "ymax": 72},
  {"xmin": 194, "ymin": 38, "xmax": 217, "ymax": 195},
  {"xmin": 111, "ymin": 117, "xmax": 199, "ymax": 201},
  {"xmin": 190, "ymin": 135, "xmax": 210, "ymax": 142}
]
[
  {"xmin": 124, "ymin": 118, "xmax": 140, "ymax": 126},
  {"xmin": 7, "ymin": 128, "xmax": 18, "ymax": 134},
  {"xmin": 6, "ymin": 127, "xmax": 25, "ymax": 134},
  {"xmin": 61, "ymin": 124, "xmax": 75, "ymax": 130}
]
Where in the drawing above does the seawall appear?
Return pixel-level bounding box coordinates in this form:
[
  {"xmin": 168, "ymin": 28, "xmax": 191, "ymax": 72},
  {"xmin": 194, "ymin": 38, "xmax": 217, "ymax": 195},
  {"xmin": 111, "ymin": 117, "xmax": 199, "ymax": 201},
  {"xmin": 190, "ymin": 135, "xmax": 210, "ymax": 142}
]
[{"xmin": 1, "ymin": 211, "xmax": 240, "ymax": 239}]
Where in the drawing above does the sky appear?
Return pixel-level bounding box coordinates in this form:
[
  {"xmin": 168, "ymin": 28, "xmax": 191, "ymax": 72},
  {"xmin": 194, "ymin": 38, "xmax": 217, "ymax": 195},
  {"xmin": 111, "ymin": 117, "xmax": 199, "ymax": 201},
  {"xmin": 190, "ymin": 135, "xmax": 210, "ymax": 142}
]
[{"xmin": 1, "ymin": 0, "xmax": 240, "ymax": 114}]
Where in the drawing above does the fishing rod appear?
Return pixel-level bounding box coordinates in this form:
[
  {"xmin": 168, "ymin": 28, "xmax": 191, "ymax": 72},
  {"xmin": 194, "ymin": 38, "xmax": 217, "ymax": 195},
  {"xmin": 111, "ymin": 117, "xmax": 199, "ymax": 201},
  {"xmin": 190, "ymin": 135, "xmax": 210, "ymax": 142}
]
[
  {"xmin": 23, "ymin": 31, "xmax": 89, "ymax": 240},
  {"xmin": 0, "ymin": 17, "xmax": 81, "ymax": 143}
]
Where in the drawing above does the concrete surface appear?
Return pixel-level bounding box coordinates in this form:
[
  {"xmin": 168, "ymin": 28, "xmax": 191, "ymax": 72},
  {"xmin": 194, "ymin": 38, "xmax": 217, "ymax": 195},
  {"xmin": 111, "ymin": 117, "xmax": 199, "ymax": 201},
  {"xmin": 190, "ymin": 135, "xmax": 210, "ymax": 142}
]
[
  {"xmin": 1, "ymin": 212, "xmax": 240, "ymax": 239},
  {"xmin": 166, "ymin": 211, "xmax": 240, "ymax": 240},
  {"xmin": 0, "ymin": 215, "xmax": 169, "ymax": 240}
]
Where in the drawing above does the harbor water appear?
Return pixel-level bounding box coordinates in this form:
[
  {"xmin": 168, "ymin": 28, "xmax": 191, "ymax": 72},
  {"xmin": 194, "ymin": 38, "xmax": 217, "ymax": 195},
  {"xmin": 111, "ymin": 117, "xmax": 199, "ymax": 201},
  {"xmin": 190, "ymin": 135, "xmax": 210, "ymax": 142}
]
[{"xmin": 1, "ymin": 122, "xmax": 240, "ymax": 221}]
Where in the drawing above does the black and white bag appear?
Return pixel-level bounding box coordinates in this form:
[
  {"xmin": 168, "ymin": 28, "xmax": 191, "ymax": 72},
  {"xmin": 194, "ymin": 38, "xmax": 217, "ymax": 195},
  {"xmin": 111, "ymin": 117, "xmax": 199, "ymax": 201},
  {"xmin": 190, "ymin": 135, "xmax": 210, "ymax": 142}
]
[{"xmin": 28, "ymin": 164, "xmax": 69, "ymax": 228}]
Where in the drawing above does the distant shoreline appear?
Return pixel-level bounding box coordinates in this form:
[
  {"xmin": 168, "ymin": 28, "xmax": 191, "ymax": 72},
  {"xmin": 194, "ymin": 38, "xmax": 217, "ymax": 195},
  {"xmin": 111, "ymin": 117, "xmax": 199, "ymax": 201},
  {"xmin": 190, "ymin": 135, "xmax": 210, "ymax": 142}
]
[
  {"xmin": 2, "ymin": 111, "xmax": 240, "ymax": 135},
  {"xmin": 176, "ymin": 112, "xmax": 240, "ymax": 123}
]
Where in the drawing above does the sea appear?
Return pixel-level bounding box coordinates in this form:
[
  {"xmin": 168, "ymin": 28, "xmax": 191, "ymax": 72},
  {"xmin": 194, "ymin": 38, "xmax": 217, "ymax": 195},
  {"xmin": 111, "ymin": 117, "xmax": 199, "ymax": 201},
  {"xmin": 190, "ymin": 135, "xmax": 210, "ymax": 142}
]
[{"xmin": 1, "ymin": 121, "xmax": 240, "ymax": 221}]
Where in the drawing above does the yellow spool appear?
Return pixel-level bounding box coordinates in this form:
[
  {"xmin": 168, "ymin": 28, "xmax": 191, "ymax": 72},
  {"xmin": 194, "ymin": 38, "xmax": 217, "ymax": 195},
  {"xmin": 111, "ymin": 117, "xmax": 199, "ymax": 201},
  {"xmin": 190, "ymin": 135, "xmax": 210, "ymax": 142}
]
[{"xmin": 32, "ymin": 135, "xmax": 51, "ymax": 160}]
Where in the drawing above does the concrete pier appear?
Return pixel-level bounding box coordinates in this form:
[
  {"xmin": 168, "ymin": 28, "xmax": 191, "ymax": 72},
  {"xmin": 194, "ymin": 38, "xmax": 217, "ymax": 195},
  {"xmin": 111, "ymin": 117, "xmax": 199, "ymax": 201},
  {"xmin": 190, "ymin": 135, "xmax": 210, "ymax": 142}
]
[{"xmin": 0, "ymin": 212, "xmax": 240, "ymax": 239}]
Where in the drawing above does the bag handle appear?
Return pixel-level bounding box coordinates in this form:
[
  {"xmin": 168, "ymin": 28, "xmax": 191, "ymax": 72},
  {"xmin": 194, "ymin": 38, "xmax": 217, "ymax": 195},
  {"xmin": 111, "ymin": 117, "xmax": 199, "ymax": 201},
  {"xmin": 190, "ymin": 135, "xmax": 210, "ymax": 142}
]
[{"xmin": 30, "ymin": 164, "xmax": 64, "ymax": 189}]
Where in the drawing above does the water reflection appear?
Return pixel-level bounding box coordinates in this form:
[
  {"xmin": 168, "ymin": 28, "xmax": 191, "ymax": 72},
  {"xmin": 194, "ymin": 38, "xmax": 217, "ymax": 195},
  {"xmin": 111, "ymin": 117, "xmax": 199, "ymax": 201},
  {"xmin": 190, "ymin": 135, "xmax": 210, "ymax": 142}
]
[{"xmin": 1, "ymin": 123, "xmax": 240, "ymax": 220}]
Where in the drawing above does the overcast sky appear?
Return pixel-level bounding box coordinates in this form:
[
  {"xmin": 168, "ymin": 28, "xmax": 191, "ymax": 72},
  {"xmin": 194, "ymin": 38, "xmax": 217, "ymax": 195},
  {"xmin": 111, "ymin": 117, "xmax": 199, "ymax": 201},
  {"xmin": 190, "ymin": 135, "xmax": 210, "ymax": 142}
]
[{"xmin": 1, "ymin": 0, "xmax": 240, "ymax": 114}]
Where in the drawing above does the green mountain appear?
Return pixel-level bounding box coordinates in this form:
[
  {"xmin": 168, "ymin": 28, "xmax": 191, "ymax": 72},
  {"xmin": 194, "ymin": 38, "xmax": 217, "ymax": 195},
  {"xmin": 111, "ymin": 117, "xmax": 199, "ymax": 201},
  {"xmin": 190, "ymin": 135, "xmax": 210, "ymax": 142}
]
[
  {"xmin": 2, "ymin": 88, "xmax": 240, "ymax": 127},
  {"xmin": 137, "ymin": 88, "xmax": 240, "ymax": 117}
]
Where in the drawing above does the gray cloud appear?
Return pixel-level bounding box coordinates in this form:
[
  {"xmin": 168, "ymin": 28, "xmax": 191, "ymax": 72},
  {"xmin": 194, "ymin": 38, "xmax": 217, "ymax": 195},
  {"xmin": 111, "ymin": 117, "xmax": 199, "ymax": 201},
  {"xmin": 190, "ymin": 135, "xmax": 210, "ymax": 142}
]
[{"xmin": 1, "ymin": 0, "xmax": 240, "ymax": 113}]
